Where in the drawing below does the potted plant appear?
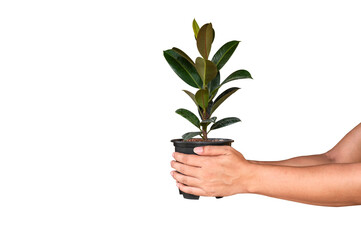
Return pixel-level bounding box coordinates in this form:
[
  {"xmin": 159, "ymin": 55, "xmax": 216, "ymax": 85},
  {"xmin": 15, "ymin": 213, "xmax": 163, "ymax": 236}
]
[{"xmin": 164, "ymin": 19, "xmax": 253, "ymax": 199}]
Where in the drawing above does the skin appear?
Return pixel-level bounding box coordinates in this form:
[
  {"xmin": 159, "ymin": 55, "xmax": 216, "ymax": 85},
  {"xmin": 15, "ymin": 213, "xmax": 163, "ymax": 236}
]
[{"xmin": 170, "ymin": 122, "xmax": 361, "ymax": 206}]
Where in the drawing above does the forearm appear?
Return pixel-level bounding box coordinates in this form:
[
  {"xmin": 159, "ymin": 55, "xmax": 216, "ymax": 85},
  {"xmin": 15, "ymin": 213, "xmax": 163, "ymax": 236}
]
[
  {"xmin": 246, "ymin": 162, "xmax": 361, "ymax": 206},
  {"xmin": 249, "ymin": 153, "xmax": 333, "ymax": 167}
]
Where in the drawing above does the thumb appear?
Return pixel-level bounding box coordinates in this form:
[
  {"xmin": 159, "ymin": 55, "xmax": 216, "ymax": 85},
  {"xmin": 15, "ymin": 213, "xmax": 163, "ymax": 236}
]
[{"xmin": 193, "ymin": 145, "xmax": 232, "ymax": 156}]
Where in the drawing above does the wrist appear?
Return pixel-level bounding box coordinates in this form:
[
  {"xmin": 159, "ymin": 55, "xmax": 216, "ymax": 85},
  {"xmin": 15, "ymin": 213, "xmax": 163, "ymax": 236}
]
[{"xmin": 240, "ymin": 162, "xmax": 262, "ymax": 194}]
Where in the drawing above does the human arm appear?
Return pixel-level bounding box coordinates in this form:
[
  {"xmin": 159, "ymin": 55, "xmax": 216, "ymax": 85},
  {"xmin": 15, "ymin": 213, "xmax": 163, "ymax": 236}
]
[
  {"xmin": 249, "ymin": 123, "xmax": 361, "ymax": 167},
  {"xmin": 170, "ymin": 122, "xmax": 361, "ymax": 206},
  {"xmin": 248, "ymin": 154, "xmax": 333, "ymax": 167},
  {"xmin": 171, "ymin": 147, "xmax": 361, "ymax": 206},
  {"xmin": 249, "ymin": 162, "xmax": 361, "ymax": 206}
]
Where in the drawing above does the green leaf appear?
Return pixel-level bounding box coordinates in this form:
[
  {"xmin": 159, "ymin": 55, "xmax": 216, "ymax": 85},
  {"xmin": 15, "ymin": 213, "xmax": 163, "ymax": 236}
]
[
  {"xmin": 212, "ymin": 28, "xmax": 215, "ymax": 43},
  {"xmin": 212, "ymin": 41, "xmax": 240, "ymax": 70},
  {"xmin": 172, "ymin": 47, "xmax": 194, "ymax": 65},
  {"xmin": 195, "ymin": 57, "xmax": 218, "ymax": 87},
  {"xmin": 183, "ymin": 90, "xmax": 198, "ymax": 107},
  {"xmin": 211, "ymin": 87, "xmax": 239, "ymax": 114},
  {"xmin": 210, "ymin": 117, "xmax": 241, "ymax": 131},
  {"xmin": 192, "ymin": 19, "xmax": 200, "ymax": 39},
  {"xmin": 163, "ymin": 49, "xmax": 202, "ymax": 88},
  {"xmin": 208, "ymin": 72, "xmax": 220, "ymax": 100},
  {"xmin": 221, "ymin": 70, "xmax": 253, "ymax": 86},
  {"xmin": 176, "ymin": 108, "xmax": 200, "ymax": 128},
  {"xmin": 182, "ymin": 131, "xmax": 202, "ymax": 140},
  {"xmin": 197, "ymin": 100, "xmax": 212, "ymax": 119},
  {"xmin": 206, "ymin": 100, "xmax": 213, "ymax": 116},
  {"xmin": 195, "ymin": 89, "xmax": 209, "ymax": 110},
  {"xmin": 197, "ymin": 23, "xmax": 214, "ymax": 60}
]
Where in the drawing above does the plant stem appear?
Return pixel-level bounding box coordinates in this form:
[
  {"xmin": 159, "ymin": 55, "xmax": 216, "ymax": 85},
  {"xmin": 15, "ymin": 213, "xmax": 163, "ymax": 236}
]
[
  {"xmin": 200, "ymin": 106, "xmax": 209, "ymax": 140},
  {"xmin": 202, "ymin": 125, "xmax": 208, "ymax": 140}
]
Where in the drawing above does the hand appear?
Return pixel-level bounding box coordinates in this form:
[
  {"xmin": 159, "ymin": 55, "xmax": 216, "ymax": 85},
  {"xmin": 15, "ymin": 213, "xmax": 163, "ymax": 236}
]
[{"xmin": 170, "ymin": 145, "xmax": 254, "ymax": 197}]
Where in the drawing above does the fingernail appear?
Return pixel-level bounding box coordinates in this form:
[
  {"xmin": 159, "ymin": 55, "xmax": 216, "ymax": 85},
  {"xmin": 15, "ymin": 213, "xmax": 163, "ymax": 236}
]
[
  {"xmin": 194, "ymin": 147, "xmax": 203, "ymax": 154},
  {"xmin": 172, "ymin": 152, "xmax": 175, "ymax": 158},
  {"xmin": 170, "ymin": 171, "xmax": 174, "ymax": 177}
]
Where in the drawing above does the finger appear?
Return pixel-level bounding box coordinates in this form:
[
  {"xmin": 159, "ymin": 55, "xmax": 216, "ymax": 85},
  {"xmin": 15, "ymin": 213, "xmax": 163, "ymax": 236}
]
[
  {"xmin": 173, "ymin": 152, "xmax": 203, "ymax": 167},
  {"xmin": 193, "ymin": 145, "xmax": 233, "ymax": 156},
  {"xmin": 177, "ymin": 182, "xmax": 206, "ymax": 196},
  {"xmin": 171, "ymin": 171, "xmax": 201, "ymax": 187},
  {"xmin": 170, "ymin": 160, "xmax": 200, "ymax": 178}
]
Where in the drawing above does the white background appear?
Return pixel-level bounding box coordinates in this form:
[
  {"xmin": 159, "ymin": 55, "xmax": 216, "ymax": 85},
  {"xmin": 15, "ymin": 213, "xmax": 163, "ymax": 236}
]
[{"xmin": 1, "ymin": 0, "xmax": 361, "ymax": 239}]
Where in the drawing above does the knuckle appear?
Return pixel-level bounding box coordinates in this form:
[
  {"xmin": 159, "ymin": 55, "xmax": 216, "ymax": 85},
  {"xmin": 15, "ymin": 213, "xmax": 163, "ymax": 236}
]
[
  {"xmin": 204, "ymin": 170, "xmax": 214, "ymax": 181},
  {"xmin": 174, "ymin": 171, "xmax": 180, "ymax": 180},
  {"xmin": 202, "ymin": 170, "xmax": 211, "ymax": 179},
  {"xmin": 172, "ymin": 161, "xmax": 179, "ymax": 170},
  {"xmin": 178, "ymin": 164, "xmax": 184, "ymax": 173},
  {"xmin": 175, "ymin": 152, "xmax": 184, "ymax": 162},
  {"xmin": 203, "ymin": 146, "xmax": 210, "ymax": 153},
  {"xmin": 182, "ymin": 176, "xmax": 188, "ymax": 185},
  {"xmin": 176, "ymin": 153, "xmax": 189, "ymax": 164},
  {"xmin": 198, "ymin": 170, "xmax": 206, "ymax": 180}
]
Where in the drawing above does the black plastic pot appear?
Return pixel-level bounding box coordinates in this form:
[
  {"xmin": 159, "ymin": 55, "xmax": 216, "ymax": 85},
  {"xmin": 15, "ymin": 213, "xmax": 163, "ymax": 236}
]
[{"xmin": 171, "ymin": 138, "xmax": 234, "ymax": 200}]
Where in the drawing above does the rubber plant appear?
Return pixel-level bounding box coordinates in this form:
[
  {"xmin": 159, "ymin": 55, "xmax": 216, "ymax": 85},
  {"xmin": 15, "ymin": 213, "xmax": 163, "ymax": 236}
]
[{"xmin": 164, "ymin": 19, "xmax": 252, "ymax": 141}]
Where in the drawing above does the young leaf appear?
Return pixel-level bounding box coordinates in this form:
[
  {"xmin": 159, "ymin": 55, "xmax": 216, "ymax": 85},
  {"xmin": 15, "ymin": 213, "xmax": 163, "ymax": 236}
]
[
  {"xmin": 200, "ymin": 116, "xmax": 217, "ymax": 128},
  {"xmin": 195, "ymin": 57, "xmax": 218, "ymax": 86},
  {"xmin": 212, "ymin": 28, "xmax": 215, "ymax": 43},
  {"xmin": 195, "ymin": 89, "xmax": 209, "ymax": 110},
  {"xmin": 192, "ymin": 19, "xmax": 200, "ymax": 39},
  {"xmin": 176, "ymin": 108, "xmax": 200, "ymax": 128},
  {"xmin": 163, "ymin": 49, "xmax": 203, "ymax": 88},
  {"xmin": 172, "ymin": 47, "xmax": 194, "ymax": 66},
  {"xmin": 197, "ymin": 23, "xmax": 214, "ymax": 60},
  {"xmin": 201, "ymin": 117, "xmax": 217, "ymax": 124},
  {"xmin": 182, "ymin": 131, "xmax": 202, "ymax": 140},
  {"xmin": 211, "ymin": 87, "xmax": 239, "ymax": 114},
  {"xmin": 210, "ymin": 117, "xmax": 241, "ymax": 131},
  {"xmin": 221, "ymin": 70, "xmax": 253, "ymax": 86},
  {"xmin": 183, "ymin": 90, "xmax": 198, "ymax": 107},
  {"xmin": 211, "ymin": 41, "xmax": 240, "ymax": 70}
]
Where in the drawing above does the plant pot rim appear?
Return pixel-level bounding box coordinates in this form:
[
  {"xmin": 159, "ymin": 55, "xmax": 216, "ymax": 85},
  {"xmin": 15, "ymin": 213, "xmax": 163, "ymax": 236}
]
[{"xmin": 171, "ymin": 138, "xmax": 234, "ymax": 147}]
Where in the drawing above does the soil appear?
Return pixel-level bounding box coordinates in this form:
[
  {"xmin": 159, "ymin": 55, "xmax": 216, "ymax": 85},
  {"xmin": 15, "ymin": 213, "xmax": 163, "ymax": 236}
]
[{"xmin": 184, "ymin": 138, "xmax": 222, "ymax": 142}]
